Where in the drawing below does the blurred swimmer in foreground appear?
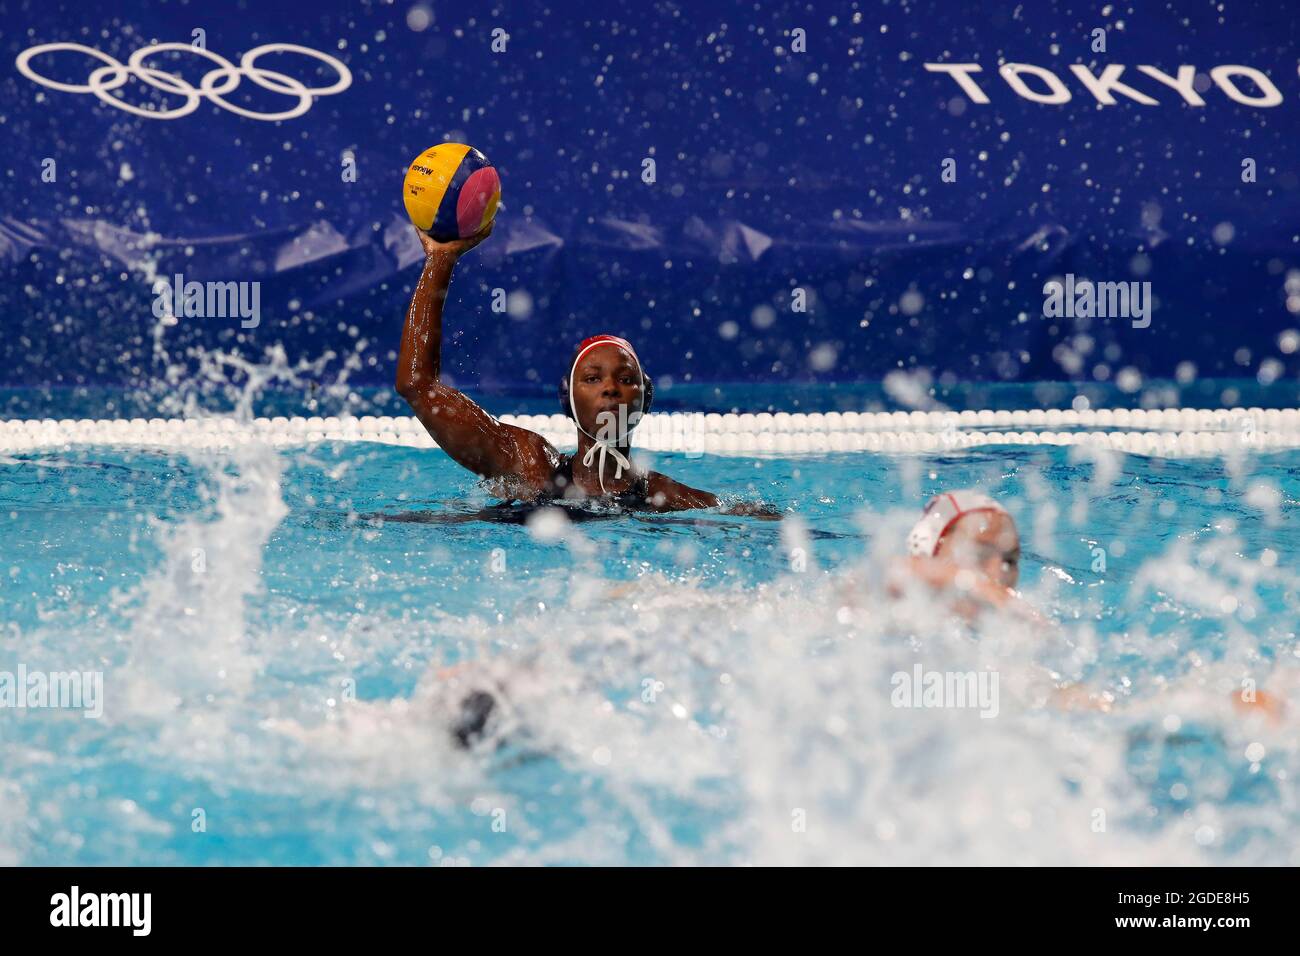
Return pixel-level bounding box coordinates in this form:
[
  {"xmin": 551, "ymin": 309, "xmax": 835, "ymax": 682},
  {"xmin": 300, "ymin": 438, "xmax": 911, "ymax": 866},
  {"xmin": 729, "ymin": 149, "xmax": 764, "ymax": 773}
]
[
  {"xmin": 888, "ymin": 490, "xmax": 1038, "ymax": 622},
  {"xmin": 887, "ymin": 491, "xmax": 1294, "ymax": 725},
  {"xmin": 450, "ymin": 491, "xmax": 1032, "ymax": 749},
  {"xmin": 1054, "ymin": 672, "xmax": 1290, "ymax": 723},
  {"xmin": 396, "ymin": 225, "xmax": 776, "ymax": 516},
  {"xmin": 426, "ymin": 662, "xmax": 518, "ymax": 751}
]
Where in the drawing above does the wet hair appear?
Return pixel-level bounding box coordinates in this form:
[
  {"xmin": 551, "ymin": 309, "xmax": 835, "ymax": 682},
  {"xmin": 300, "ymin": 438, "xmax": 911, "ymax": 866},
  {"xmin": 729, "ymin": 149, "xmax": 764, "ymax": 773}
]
[{"xmin": 451, "ymin": 690, "xmax": 497, "ymax": 749}]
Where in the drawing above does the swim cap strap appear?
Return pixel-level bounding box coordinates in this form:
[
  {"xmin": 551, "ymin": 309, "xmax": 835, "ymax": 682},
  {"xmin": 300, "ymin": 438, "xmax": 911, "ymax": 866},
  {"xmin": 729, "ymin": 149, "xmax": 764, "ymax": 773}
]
[{"xmin": 580, "ymin": 441, "xmax": 632, "ymax": 495}]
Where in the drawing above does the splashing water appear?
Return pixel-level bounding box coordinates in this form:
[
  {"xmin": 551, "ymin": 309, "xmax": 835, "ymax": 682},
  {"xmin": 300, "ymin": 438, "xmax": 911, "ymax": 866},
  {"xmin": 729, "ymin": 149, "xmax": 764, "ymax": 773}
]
[{"xmin": 1, "ymin": 363, "xmax": 1298, "ymax": 864}]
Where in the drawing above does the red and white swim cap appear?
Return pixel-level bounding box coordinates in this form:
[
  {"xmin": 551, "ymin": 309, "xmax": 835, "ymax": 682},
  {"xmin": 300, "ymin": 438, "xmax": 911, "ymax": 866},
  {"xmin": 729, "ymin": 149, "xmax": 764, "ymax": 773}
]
[
  {"xmin": 907, "ymin": 490, "xmax": 1010, "ymax": 557},
  {"xmin": 567, "ymin": 335, "xmax": 645, "ymax": 419}
]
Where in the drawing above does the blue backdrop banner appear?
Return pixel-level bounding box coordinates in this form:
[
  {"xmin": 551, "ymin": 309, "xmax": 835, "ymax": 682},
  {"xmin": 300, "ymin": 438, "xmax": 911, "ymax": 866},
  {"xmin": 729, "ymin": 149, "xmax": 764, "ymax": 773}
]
[{"xmin": 1, "ymin": 0, "xmax": 1297, "ymax": 395}]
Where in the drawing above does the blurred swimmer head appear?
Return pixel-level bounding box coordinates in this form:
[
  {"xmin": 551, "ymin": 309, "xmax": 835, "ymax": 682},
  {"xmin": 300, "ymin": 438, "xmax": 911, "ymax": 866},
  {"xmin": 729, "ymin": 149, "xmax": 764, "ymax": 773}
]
[{"xmin": 908, "ymin": 491, "xmax": 1021, "ymax": 588}]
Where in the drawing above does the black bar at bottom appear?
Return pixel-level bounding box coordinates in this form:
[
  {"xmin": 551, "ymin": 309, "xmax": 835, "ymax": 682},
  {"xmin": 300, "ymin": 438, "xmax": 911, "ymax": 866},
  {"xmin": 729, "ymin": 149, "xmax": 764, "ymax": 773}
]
[{"xmin": 0, "ymin": 866, "xmax": 1282, "ymax": 941}]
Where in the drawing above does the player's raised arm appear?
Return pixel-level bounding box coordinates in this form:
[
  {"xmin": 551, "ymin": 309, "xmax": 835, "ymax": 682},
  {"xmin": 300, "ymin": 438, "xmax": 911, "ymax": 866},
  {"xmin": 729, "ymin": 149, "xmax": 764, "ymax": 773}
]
[{"xmin": 395, "ymin": 225, "xmax": 553, "ymax": 482}]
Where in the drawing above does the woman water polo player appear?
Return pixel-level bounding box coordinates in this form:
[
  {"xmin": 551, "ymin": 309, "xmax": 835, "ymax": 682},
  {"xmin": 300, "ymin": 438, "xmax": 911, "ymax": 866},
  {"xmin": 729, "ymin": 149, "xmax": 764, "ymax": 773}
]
[{"xmin": 397, "ymin": 224, "xmax": 774, "ymax": 514}]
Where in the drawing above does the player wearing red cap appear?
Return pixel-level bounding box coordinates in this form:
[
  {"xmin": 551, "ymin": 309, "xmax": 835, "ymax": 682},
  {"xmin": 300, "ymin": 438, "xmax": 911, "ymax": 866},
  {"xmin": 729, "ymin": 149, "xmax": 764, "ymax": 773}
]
[
  {"xmin": 890, "ymin": 489, "xmax": 1029, "ymax": 620},
  {"xmin": 397, "ymin": 225, "xmax": 772, "ymax": 514}
]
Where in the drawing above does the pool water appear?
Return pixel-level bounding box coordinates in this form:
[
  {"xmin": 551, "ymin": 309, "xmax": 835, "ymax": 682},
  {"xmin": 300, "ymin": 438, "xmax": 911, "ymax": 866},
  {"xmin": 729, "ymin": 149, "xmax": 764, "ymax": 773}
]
[{"xmin": 1, "ymin": 423, "xmax": 1298, "ymax": 865}]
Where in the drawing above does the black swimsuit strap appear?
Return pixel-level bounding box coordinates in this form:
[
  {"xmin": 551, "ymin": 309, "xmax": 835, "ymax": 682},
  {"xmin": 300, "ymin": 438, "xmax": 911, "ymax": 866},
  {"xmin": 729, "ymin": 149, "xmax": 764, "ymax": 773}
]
[{"xmin": 551, "ymin": 452, "xmax": 648, "ymax": 504}]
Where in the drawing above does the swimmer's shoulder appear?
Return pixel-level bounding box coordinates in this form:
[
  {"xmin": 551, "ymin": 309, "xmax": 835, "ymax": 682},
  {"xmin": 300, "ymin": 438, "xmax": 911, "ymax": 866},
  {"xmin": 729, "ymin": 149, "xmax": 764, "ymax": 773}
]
[{"xmin": 496, "ymin": 420, "xmax": 563, "ymax": 490}]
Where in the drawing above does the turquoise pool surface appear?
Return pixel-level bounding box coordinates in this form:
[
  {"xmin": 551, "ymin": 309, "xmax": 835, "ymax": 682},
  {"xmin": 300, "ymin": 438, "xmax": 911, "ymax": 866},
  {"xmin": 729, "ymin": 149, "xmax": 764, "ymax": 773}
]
[{"xmin": 1, "ymin": 398, "xmax": 1298, "ymax": 865}]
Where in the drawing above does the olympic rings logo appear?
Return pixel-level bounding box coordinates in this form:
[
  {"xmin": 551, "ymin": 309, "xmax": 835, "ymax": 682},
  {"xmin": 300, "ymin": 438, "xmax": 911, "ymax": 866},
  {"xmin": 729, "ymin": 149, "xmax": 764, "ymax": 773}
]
[{"xmin": 15, "ymin": 42, "xmax": 352, "ymax": 121}]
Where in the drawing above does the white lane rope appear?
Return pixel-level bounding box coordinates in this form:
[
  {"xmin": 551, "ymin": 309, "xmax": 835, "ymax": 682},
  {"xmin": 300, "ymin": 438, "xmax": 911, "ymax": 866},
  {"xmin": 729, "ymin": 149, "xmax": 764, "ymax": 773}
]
[{"xmin": 1, "ymin": 408, "xmax": 1298, "ymax": 456}]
